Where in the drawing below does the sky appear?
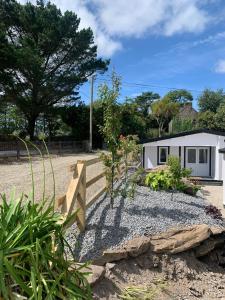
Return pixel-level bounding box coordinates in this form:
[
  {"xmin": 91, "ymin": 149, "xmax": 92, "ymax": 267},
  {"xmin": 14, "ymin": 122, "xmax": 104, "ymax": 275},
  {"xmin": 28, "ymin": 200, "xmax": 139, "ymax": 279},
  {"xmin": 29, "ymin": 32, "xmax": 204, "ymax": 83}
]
[{"xmin": 19, "ymin": 0, "xmax": 225, "ymax": 109}]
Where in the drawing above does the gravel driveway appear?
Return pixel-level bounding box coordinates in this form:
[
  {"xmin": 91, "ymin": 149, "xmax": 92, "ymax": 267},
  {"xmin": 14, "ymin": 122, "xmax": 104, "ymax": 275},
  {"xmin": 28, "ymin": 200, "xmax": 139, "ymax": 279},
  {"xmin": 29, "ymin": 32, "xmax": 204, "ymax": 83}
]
[
  {"xmin": 68, "ymin": 186, "xmax": 224, "ymax": 262},
  {"xmin": 0, "ymin": 153, "xmax": 104, "ymax": 202}
]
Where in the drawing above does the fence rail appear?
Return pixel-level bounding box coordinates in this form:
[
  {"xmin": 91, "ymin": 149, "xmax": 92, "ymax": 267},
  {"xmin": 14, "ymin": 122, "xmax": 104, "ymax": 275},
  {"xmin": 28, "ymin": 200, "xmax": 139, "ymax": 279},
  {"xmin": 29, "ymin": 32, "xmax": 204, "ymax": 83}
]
[{"xmin": 56, "ymin": 157, "xmax": 139, "ymax": 232}]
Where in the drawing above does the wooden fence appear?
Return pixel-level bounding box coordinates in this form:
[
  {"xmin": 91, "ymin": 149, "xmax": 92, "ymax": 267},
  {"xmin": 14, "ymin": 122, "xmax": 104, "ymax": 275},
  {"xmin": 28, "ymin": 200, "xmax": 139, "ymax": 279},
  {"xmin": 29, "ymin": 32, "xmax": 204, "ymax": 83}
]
[
  {"xmin": 55, "ymin": 157, "xmax": 127, "ymax": 232},
  {"xmin": 0, "ymin": 140, "xmax": 89, "ymax": 159}
]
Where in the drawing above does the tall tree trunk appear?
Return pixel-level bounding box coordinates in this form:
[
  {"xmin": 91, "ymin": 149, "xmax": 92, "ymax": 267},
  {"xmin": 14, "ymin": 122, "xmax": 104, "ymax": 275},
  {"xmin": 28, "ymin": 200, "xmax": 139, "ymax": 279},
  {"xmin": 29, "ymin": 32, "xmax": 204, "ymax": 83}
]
[{"xmin": 27, "ymin": 116, "xmax": 37, "ymax": 140}]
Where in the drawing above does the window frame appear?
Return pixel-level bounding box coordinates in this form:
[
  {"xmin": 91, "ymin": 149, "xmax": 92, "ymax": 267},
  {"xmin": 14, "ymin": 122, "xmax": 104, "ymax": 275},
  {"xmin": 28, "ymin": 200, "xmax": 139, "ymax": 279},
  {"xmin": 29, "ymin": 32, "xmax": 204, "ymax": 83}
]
[
  {"xmin": 199, "ymin": 148, "xmax": 208, "ymax": 164},
  {"xmin": 187, "ymin": 148, "xmax": 197, "ymax": 164},
  {"xmin": 157, "ymin": 146, "xmax": 170, "ymax": 165}
]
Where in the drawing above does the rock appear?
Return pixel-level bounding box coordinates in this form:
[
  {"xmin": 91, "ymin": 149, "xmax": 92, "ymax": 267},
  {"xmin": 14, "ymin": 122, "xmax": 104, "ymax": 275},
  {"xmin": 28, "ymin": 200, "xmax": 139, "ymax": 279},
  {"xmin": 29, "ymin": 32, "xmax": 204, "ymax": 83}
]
[
  {"xmin": 189, "ymin": 285, "xmax": 204, "ymax": 297},
  {"xmin": 86, "ymin": 265, "xmax": 105, "ymax": 286},
  {"xmin": 123, "ymin": 236, "xmax": 151, "ymax": 257},
  {"xmin": 150, "ymin": 224, "xmax": 211, "ymax": 254},
  {"xmin": 105, "ymin": 263, "xmax": 116, "ymax": 271},
  {"xmin": 195, "ymin": 236, "xmax": 225, "ymax": 257},
  {"xmin": 101, "ymin": 248, "xmax": 128, "ymax": 264},
  {"xmin": 210, "ymin": 226, "xmax": 225, "ymax": 236}
]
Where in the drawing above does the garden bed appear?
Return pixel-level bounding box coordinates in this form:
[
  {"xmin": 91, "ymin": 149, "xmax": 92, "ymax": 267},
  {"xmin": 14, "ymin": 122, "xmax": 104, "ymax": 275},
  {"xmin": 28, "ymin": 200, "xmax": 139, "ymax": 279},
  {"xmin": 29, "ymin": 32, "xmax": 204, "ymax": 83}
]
[{"xmin": 67, "ymin": 186, "xmax": 225, "ymax": 262}]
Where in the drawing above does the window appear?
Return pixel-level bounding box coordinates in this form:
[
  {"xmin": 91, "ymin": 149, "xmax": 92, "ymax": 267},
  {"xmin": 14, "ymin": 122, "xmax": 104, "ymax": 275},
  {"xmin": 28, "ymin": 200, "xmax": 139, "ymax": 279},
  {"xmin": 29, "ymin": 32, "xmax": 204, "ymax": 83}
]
[
  {"xmin": 187, "ymin": 149, "xmax": 196, "ymax": 163},
  {"xmin": 199, "ymin": 149, "xmax": 208, "ymax": 164},
  {"xmin": 159, "ymin": 147, "xmax": 168, "ymax": 164}
]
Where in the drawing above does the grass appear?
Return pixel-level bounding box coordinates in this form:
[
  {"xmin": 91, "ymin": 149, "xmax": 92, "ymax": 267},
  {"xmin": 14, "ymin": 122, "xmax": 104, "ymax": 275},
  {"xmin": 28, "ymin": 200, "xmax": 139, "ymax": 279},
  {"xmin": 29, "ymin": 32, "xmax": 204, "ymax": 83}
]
[{"xmin": 120, "ymin": 278, "xmax": 167, "ymax": 300}]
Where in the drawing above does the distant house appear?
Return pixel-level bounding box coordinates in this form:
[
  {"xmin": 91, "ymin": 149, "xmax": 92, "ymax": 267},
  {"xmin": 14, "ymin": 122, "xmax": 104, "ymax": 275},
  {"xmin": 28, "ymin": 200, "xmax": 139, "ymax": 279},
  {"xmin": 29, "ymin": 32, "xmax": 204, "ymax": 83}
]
[
  {"xmin": 142, "ymin": 129, "xmax": 225, "ymax": 180},
  {"xmin": 169, "ymin": 102, "xmax": 198, "ymax": 133}
]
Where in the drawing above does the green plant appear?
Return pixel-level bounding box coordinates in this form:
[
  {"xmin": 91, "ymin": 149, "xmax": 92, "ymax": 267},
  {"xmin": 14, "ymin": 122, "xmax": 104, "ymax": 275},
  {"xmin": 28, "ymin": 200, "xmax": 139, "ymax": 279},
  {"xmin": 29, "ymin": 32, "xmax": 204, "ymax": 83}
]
[
  {"xmin": 145, "ymin": 156, "xmax": 193, "ymax": 194},
  {"xmin": 0, "ymin": 194, "xmax": 91, "ymax": 299},
  {"xmin": 145, "ymin": 170, "xmax": 173, "ymax": 191},
  {"xmin": 99, "ymin": 72, "xmax": 122, "ymax": 208},
  {"xmin": 167, "ymin": 155, "xmax": 191, "ymax": 189},
  {"xmin": 0, "ymin": 138, "xmax": 92, "ymax": 299},
  {"xmin": 119, "ymin": 135, "xmax": 141, "ymax": 198}
]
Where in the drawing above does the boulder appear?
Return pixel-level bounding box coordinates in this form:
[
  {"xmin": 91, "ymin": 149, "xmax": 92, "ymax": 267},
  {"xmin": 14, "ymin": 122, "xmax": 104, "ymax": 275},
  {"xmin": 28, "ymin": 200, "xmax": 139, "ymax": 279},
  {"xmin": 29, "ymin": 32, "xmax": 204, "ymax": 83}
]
[
  {"xmin": 210, "ymin": 226, "xmax": 225, "ymax": 236},
  {"xmin": 86, "ymin": 265, "xmax": 105, "ymax": 286},
  {"xmin": 100, "ymin": 248, "xmax": 128, "ymax": 264},
  {"xmin": 123, "ymin": 236, "xmax": 151, "ymax": 257},
  {"xmin": 94, "ymin": 225, "xmax": 225, "ymax": 266},
  {"xmin": 149, "ymin": 224, "xmax": 211, "ymax": 254}
]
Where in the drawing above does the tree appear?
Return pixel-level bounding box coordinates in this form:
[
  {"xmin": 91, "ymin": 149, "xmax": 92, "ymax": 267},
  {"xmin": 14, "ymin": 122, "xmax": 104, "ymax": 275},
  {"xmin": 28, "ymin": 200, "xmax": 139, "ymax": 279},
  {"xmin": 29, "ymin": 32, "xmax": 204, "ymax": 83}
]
[
  {"xmin": 99, "ymin": 73, "xmax": 121, "ymax": 208},
  {"xmin": 151, "ymin": 98, "xmax": 179, "ymax": 137},
  {"xmin": 196, "ymin": 111, "xmax": 216, "ymax": 129},
  {"xmin": 0, "ymin": 0, "xmax": 108, "ymax": 139},
  {"xmin": 120, "ymin": 100, "xmax": 147, "ymax": 140},
  {"xmin": 198, "ymin": 89, "xmax": 225, "ymax": 113},
  {"xmin": 0, "ymin": 103, "xmax": 25, "ymax": 135},
  {"xmin": 131, "ymin": 91, "xmax": 160, "ymax": 116},
  {"xmin": 214, "ymin": 103, "xmax": 225, "ymax": 130},
  {"xmin": 164, "ymin": 89, "xmax": 193, "ymax": 103}
]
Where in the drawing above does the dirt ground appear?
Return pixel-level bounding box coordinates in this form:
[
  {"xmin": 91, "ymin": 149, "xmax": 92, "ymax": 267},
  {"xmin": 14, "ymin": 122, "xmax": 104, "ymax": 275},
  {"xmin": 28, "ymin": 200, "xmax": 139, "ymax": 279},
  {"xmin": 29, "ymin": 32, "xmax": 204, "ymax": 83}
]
[
  {"xmin": 94, "ymin": 250, "xmax": 225, "ymax": 300},
  {"xmin": 0, "ymin": 153, "xmax": 105, "ymax": 203}
]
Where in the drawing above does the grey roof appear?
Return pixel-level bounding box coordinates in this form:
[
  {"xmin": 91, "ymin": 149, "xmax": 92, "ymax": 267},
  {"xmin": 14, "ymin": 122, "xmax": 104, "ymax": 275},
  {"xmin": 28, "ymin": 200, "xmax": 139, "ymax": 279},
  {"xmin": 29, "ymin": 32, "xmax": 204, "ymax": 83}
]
[{"xmin": 143, "ymin": 128, "xmax": 225, "ymax": 144}]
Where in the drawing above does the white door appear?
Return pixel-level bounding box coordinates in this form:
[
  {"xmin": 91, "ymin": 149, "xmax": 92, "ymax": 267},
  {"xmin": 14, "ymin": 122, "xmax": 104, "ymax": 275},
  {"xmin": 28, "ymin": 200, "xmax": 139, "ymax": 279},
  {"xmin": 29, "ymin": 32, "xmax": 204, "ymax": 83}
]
[{"xmin": 186, "ymin": 147, "xmax": 210, "ymax": 177}]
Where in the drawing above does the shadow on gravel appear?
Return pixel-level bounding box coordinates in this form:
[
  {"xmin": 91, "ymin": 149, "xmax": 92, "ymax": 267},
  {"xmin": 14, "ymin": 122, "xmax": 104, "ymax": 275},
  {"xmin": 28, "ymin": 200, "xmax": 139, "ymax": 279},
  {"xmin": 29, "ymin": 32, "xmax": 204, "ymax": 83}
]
[
  {"xmin": 74, "ymin": 196, "xmax": 129, "ymax": 261},
  {"xmin": 126, "ymin": 205, "xmax": 197, "ymax": 222},
  {"xmin": 173, "ymin": 198, "xmax": 206, "ymax": 210}
]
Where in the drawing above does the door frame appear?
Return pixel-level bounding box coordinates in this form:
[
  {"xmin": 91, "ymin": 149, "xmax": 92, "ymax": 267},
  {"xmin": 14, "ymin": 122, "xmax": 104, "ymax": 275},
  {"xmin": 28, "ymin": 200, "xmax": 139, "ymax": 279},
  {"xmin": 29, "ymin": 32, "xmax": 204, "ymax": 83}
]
[{"xmin": 184, "ymin": 146, "xmax": 212, "ymax": 177}]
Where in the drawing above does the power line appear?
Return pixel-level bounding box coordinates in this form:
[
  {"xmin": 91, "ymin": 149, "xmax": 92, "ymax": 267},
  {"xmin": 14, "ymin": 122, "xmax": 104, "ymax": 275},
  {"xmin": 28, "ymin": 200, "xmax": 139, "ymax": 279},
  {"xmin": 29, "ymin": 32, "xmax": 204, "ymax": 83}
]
[{"xmin": 96, "ymin": 77, "xmax": 203, "ymax": 94}]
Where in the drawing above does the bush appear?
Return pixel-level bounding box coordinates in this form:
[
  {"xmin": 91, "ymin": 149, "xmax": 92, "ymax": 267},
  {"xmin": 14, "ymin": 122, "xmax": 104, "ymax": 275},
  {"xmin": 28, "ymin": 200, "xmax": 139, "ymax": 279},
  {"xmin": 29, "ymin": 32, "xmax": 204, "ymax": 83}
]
[
  {"xmin": 0, "ymin": 193, "xmax": 91, "ymax": 299},
  {"xmin": 205, "ymin": 205, "xmax": 223, "ymax": 220},
  {"xmin": 145, "ymin": 170, "xmax": 173, "ymax": 191},
  {"xmin": 167, "ymin": 156, "xmax": 191, "ymax": 186},
  {"xmin": 145, "ymin": 156, "xmax": 199, "ymax": 196}
]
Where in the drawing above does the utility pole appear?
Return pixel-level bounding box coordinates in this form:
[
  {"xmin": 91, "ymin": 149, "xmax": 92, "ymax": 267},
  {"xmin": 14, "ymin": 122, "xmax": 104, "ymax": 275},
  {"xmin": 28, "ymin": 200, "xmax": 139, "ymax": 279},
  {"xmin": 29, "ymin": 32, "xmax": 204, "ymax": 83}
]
[{"xmin": 89, "ymin": 74, "xmax": 95, "ymax": 152}]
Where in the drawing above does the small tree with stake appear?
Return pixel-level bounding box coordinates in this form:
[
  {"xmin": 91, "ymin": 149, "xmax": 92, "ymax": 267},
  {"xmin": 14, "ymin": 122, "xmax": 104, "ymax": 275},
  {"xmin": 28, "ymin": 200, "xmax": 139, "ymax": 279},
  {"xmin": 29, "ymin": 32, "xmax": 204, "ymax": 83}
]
[{"xmin": 99, "ymin": 73, "xmax": 121, "ymax": 208}]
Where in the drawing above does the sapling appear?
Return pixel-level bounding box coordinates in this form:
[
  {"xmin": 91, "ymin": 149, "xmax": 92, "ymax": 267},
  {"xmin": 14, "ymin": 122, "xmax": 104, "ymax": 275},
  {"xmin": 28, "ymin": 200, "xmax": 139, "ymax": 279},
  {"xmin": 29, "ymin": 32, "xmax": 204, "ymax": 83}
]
[{"xmin": 99, "ymin": 72, "xmax": 122, "ymax": 208}]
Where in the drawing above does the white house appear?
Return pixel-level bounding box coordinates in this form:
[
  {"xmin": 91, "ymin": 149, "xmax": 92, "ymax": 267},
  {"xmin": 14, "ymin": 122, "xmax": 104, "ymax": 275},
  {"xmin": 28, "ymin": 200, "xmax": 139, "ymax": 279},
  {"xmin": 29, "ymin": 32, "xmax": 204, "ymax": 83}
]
[{"xmin": 142, "ymin": 129, "xmax": 225, "ymax": 181}]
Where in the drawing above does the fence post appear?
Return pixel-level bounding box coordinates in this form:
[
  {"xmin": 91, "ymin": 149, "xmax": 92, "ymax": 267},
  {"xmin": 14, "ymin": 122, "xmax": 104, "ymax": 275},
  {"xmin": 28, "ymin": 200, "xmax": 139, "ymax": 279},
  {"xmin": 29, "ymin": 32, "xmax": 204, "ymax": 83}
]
[
  {"xmin": 75, "ymin": 162, "xmax": 86, "ymax": 231},
  {"xmin": 61, "ymin": 161, "xmax": 86, "ymax": 231}
]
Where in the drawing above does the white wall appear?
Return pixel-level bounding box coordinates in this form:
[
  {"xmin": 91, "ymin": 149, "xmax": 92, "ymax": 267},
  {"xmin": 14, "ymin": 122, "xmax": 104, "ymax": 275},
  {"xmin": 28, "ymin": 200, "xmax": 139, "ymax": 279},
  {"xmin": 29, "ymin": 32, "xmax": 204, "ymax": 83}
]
[
  {"xmin": 144, "ymin": 133, "xmax": 225, "ymax": 179},
  {"xmin": 144, "ymin": 146, "xmax": 180, "ymax": 169},
  {"xmin": 170, "ymin": 146, "xmax": 179, "ymax": 157},
  {"xmin": 144, "ymin": 146, "xmax": 157, "ymax": 169}
]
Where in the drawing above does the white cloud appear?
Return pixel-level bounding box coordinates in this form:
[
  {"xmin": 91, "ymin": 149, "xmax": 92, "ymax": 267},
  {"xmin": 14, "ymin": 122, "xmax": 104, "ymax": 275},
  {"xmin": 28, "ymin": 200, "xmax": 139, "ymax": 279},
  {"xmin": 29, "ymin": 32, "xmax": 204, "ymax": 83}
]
[
  {"xmin": 215, "ymin": 60, "xmax": 225, "ymax": 73},
  {"xmin": 18, "ymin": 0, "xmax": 210, "ymax": 57},
  {"xmin": 92, "ymin": 0, "xmax": 208, "ymax": 37}
]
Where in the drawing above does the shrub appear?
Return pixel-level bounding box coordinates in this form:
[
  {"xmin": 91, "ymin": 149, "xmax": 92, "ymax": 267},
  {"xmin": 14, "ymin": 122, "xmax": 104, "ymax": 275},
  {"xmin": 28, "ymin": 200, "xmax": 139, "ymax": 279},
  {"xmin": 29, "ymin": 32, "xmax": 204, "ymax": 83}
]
[
  {"xmin": 145, "ymin": 156, "xmax": 199, "ymax": 196},
  {"xmin": 167, "ymin": 156, "xmax": 191, "ymax": 185},
  {"xmin": 145, "ymin": 170, "xmax": 173, "ymax": 191},
  {"xmin": 205, "ymin": 205, "xmax": 223, "ymax": 220}
]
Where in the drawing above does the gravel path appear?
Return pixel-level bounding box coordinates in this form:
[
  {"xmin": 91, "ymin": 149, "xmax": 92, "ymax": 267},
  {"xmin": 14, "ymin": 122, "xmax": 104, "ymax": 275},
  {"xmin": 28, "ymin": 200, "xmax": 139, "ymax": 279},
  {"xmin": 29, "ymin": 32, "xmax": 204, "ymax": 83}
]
[
  {"xmin": 0, "ymin": 153, "xmax": 103, "ymax": 202},
  {"xmin": 67, "ymin": 186, "xmax": 225, "ymax": 262}
]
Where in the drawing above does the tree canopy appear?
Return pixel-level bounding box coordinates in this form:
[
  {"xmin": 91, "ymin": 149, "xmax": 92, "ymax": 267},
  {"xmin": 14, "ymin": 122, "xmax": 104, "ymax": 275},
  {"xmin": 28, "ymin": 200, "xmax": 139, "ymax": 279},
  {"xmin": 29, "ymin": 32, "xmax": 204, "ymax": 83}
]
[
  {"xmin": 151, "ymin": 98, "xmax": 179, "ymax": 137},
  {"xmin": 129, "ymin": 91, "xmax": 160, "ymax": 116},
  {"xmin": 0, "ymin": 0, "xmax": 108, "ymax": 138},
  {"xmin": 198, "ymin": 89, "xmax": 225, "ymax": 113},
  {"xmin": 164, "ymin": 89, "xmax": 193, "ymax": 103}
]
